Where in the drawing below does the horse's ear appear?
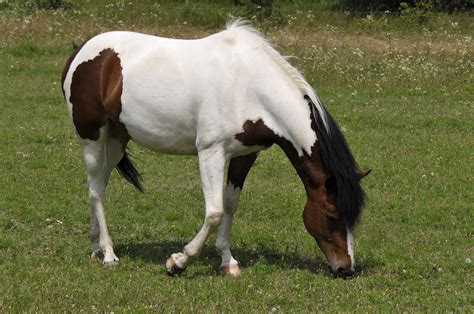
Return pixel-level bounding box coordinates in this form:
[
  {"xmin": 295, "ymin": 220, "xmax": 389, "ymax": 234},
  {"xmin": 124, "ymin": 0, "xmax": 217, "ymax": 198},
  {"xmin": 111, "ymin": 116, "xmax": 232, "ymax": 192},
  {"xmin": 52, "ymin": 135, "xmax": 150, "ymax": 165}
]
[{"xmin": 358, "ymin": 170, "xmax": 371, "ymax": 180}]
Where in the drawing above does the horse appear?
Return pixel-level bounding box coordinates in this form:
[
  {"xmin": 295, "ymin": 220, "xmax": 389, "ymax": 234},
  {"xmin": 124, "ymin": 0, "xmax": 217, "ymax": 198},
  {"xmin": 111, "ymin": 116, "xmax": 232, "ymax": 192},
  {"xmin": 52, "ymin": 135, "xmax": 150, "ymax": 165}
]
[{"xmin": 61, "ymin": 20, "xmax": 369, "ymax": 278}]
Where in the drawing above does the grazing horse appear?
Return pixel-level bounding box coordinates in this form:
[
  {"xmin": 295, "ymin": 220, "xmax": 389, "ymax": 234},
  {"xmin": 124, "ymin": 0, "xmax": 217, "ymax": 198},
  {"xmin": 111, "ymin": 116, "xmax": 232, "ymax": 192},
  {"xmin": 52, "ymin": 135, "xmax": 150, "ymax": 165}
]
[{"xmin": 61, "ymin": 20, "xmax": 369, "ymax": 278}]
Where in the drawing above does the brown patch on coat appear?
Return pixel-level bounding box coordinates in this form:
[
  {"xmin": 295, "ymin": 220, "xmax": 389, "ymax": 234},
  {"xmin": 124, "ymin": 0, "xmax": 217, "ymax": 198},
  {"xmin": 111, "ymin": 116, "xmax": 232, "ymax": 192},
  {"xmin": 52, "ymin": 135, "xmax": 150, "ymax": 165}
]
[
  {"xmin": 234, "ymin": 118, "xmax": 320, "ymax": 183},
  {"xmin": 234, "ymin": 119, "xmax": 275, "ymax": 148},
  {"xmin": 234, "ymin": 119, "xmax": 323, "ymax": 189},
  {"xmin": 68, "ymin": 48, "xmax": 129, "ymax": 142},
  {"xmin": 234, "ymin": 119, "xmax": 302, "ymax": 167},
  {"xmin": 61, "ymin": 41, "xmax": 87, "ymax": 98}
]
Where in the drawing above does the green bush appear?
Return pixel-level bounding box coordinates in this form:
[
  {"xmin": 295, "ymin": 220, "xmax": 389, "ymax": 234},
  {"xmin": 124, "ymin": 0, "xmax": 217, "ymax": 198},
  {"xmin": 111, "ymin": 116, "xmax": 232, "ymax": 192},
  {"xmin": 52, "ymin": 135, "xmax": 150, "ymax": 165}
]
[{"xmin": 336, "ymin": 0, "xmax": 473, "ymax": 12}]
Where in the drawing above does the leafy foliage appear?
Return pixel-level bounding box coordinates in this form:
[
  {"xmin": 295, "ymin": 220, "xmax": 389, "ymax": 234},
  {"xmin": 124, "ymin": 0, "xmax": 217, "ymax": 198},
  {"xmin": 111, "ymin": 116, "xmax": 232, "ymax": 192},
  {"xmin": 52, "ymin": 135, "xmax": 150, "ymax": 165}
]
[{"xmin": 337, "ymin": 0, "xmax": 474, "ymax": 12}]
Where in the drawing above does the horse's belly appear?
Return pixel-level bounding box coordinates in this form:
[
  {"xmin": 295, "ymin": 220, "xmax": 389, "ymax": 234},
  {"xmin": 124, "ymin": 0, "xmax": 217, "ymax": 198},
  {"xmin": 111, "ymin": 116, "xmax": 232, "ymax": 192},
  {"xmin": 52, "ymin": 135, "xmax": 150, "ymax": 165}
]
[
  {"xmin": 120, "ymin": 101, "xmax": 198, "ymax": 155},
  {"xmin": 128, "ymin": 127, "xmax": 197, "ymax": 155}
]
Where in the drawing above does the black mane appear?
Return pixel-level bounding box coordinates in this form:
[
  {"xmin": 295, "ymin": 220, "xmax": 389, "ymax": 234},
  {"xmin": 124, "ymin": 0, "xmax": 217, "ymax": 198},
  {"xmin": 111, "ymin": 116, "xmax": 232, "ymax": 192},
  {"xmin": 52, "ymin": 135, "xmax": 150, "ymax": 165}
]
[{"xmin": 305, "ymin": 95, "xmax": 365, "ymax": 229}]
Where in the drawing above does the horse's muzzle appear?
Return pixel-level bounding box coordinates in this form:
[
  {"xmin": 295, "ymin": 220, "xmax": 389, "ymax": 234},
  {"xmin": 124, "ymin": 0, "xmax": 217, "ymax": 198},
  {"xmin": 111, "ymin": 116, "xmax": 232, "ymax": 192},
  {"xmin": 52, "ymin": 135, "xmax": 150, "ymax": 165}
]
[{"xmin": 333, "ymin": 267, "xmax": 355, "ymax": 279}]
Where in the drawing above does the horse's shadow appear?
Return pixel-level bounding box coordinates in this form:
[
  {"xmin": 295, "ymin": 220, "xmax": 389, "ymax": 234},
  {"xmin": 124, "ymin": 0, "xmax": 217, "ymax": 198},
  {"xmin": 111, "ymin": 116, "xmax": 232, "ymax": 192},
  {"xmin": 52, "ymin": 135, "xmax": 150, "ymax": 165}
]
[{"xmin": 115, "ymin": 241, "xmax": 382, "ymax": 277}]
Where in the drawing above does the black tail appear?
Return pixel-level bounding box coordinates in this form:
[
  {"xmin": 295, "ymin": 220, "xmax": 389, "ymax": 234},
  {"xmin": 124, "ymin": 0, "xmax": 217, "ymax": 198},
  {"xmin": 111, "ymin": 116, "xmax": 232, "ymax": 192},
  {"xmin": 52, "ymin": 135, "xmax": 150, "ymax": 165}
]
[{"xmin": 116, "ymin": 152, "xmax": 144, "ymax": 192}]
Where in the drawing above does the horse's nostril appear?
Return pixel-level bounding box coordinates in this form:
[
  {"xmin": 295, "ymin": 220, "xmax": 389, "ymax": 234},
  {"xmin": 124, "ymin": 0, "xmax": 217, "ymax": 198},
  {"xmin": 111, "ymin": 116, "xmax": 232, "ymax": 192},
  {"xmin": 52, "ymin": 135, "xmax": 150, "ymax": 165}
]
[{"xmin": 335, "ymin": 267, "xmax": 355, "ymax": 278}]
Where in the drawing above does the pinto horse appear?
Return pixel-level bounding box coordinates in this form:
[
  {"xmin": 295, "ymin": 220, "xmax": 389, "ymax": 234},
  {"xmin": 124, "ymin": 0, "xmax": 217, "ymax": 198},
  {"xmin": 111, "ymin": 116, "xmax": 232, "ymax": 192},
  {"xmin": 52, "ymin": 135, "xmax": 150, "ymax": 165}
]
[{"xmin": 61, "ymin": 21, "xmax": 369, "ymax": 278}]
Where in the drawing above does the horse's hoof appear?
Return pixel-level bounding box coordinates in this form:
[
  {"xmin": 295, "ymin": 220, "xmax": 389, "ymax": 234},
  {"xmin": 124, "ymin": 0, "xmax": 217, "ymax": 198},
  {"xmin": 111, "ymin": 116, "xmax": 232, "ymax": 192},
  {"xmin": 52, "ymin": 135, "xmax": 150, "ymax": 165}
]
[
  {"xmin": 166, "ymin": 256, "xmax": 186, "ymax": 276},
  {"xmin": 219, "ymin": 263, "xmax": 241, "ymax": 277}
]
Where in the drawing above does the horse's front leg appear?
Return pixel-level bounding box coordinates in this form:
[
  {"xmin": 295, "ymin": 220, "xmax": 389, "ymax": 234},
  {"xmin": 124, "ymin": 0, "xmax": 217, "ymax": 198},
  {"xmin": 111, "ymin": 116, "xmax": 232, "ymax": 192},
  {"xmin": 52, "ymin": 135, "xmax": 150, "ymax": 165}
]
[
  {"xmin": 166, "ymin": 146, "xmax": 226, "ymax": 276},
  {"xmin": 216, "ymin": 153, "xmax": 258, "ymax": 276}
]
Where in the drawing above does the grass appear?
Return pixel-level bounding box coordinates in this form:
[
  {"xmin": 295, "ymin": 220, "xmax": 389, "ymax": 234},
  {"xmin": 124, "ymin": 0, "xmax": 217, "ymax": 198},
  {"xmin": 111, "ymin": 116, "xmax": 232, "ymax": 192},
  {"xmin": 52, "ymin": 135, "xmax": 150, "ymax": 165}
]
[{"xmin": 0, "ymin": 1, "xmax": 473, "ymax": 312}]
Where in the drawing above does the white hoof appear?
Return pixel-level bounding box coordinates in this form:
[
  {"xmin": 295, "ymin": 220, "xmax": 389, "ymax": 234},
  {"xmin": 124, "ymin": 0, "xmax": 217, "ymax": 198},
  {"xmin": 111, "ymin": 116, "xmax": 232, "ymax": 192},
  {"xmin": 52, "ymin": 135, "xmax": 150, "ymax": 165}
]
[
  {"xmin": 166, "ymin": 253, "xmax": 186, "ymax": 276},
  {"xmin": 220, "ymin": 263, "xmax": 241, "ymax": 277}
]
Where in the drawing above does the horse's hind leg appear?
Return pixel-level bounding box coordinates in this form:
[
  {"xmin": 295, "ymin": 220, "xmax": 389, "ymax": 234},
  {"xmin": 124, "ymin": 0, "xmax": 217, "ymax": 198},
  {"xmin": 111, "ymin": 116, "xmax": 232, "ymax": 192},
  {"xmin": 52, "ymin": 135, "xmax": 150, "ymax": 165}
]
[
  {"xmin": 216, "ymin": 153, "xmax": 258, "ymax": 276},
  {"xmin": 82, "ymin": 127, "xmax": 124, "ymax": 266},
  {"xmin": 166, "ymin": 146, "xmax": 227, "ymax": 275}
]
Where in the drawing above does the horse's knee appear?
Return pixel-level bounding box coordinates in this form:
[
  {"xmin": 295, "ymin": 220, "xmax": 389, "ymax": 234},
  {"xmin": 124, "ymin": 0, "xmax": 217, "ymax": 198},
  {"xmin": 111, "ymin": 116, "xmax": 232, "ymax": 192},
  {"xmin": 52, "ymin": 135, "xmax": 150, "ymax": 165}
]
[
  {"xmin": 84, "ymin": 152, "xmax": 100, "ymax": 172},
  {"xmin": 206, "ymin": 211, "xmax": 223, "ymax": 229},
  {"xmin": 88, "ymin": 189, "xmax": 101, "ymax": 201}
]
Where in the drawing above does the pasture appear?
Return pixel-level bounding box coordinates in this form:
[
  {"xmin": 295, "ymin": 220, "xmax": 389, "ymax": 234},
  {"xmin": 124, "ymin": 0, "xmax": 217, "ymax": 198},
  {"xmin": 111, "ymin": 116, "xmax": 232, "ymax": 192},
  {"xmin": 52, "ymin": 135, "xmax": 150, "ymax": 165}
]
[{"xmin": 0, "ymin": 1, "xmax": 472, "ymax": 311}]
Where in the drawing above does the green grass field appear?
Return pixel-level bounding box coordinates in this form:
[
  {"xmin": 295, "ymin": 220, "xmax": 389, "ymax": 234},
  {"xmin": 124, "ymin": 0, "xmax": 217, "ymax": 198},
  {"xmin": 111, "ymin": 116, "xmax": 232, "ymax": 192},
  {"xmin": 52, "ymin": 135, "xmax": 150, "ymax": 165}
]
[{"xmin": 0, "ymin": 2, "xmax": 473, "ymax": 311}]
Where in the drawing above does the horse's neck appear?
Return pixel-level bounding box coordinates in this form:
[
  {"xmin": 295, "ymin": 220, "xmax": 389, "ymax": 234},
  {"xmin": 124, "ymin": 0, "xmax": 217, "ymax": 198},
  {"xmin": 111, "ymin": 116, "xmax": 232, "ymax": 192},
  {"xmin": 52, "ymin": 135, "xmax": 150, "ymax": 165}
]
[
  {"xmin": 250, "ymin": 72, "xmax": 324, "ymax": 187},
  {"xmin": 276, "ymin": 131, "xmax": 327, "ymax": 202},
  {"xmin": 253, "ymin": 75, "xmax": 317, "ymax": 158}
]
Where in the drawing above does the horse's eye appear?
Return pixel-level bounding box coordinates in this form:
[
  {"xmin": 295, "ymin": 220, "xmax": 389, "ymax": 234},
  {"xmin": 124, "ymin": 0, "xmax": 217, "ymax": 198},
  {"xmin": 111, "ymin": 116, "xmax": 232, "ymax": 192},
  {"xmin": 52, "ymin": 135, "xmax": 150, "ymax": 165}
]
[{"xmin": 326, "ymin": 214, "xmax": 338, "ymax": 224}]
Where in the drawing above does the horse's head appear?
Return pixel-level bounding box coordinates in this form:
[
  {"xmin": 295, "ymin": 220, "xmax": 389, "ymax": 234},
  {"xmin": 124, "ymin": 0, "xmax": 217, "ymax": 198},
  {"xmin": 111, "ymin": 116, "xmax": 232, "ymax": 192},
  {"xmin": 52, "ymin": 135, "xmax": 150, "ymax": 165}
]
[
  {"xmin": 301, "ymin": 163, "xmax": 370, "ymax": 277},
  {"xmin": 298, "ymin": 95, "xmax": 370, "ymax": 278}
]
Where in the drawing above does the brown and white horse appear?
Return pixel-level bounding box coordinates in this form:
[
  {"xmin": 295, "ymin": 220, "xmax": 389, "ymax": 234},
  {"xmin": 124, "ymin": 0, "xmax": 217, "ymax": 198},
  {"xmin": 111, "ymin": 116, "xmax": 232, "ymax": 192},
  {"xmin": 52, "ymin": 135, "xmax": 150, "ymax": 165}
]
[{"xmin": 61, "ymin": 21, "xmax": 369, "ymax": 278}]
